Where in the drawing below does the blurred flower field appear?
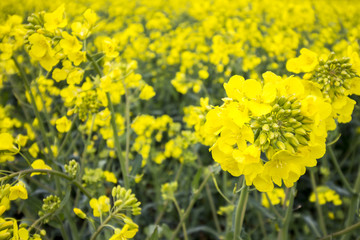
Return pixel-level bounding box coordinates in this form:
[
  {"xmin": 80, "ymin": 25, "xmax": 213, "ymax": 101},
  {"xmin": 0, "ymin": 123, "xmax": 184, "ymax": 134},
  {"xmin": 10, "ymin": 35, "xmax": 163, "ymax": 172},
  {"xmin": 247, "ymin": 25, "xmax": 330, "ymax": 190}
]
[{"xmin": 1, "ymin": 0, "xmax": 360, "ymax": 239}]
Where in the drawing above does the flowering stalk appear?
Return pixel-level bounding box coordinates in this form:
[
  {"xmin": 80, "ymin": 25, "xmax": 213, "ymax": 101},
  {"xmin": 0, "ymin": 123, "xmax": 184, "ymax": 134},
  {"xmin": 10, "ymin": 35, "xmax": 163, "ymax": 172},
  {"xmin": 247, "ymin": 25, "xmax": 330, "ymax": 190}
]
[
  {"xmin": 309, "ymin": 170, "xmax": 327, "ymax": 236},
  {"xmin": 0, "ymin": 169, "xmax": 91, "ymax": 198},
  {"xmin": 86, "ymin": 52, "xmax": 130, "ymax": 189},
  {"xmin": 12, "ymin": 56, "xmax": 54, "ymax": 160},
  {"xmin": 170, "ymin": 171, "xmax": 211, "ymax": 240},
  {"xmin": 340, "ymin": 165, "xmax": 360, "ymax": 240},
  {"xmin": 233, "ymin": 180, "xmax": 249, "ymax": 240},
  {"xmin": 279, "ymin": 184, "xmax": 296, "ymax": 240}
]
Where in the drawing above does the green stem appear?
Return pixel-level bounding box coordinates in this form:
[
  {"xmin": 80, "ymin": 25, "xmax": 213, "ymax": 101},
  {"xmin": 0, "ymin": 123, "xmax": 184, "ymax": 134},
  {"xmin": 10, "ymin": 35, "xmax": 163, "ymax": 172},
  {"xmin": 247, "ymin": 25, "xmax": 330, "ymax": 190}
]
[
  {"xmin": 90, "ymin": 214, "xmax": 113, "ymax": 240},
  {"xmin": 12, "ymin": 56, "xmax": 54, "ymax": 160},
  {"xmin": 153, "ymin": 164, "xmax": 184, "ymax": 227},
  {"xmin": 170, "ymin": 171, "xmax": 211, "ymax": 240},
  {"xmin": 279, "ymin": 184, "xmax": 296, "ymax": 240},
  {"xmin": 340, "ymin": 165, "xmax": 360, "ymax": 240},
  {"xmin": 233, "ymin": 180, "xmax": 249, "ymax": 240},
  {"xmin": 265, "ymin": 193, "xmax": 283, "ymax": 220},
  {"xmin": 173, "ymin": 198, "xmax": 189, "ymax": 240},
  {"xmin": 0, "ymin": 169, "xmax": 91, "ymax": 198},
  {"xmin": 205, "ymin": 183, "xmax": 222, "ymax": 233},
  {"xmin": 27, "ymin": 212, "xmax": 52, "ymax": 233},
  {"xmin": 309, "ymin": 170, "xmax": 327, "ymax": 236},
  {"xmin": 328, "ymin": 146, "xmax": 354, "ymax": 194},
  {"xmin": 124, "ymin": 83, "xmax": 131, "ymax": 173},
  {"xmin": 322, "ymin": 221, "xmax": 360, "ymax": 240},
  {"xmin": 86, "ymin": 52, "xmax": 129, "ymax": 189}
]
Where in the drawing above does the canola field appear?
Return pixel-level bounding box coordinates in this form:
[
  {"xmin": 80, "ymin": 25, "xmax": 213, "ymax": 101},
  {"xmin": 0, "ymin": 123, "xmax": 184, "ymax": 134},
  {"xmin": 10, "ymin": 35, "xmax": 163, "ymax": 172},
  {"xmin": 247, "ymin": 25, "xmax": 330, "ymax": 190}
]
[{"xmin": 1, "ymin": 0, "xmax": 360, "ymax": 239}]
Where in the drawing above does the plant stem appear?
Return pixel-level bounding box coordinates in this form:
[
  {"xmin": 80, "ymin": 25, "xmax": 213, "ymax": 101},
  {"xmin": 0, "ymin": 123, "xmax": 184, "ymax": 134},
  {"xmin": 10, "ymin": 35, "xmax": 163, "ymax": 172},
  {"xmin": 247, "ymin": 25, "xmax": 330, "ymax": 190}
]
[
  {"xmin": 12, "ymin": 56, "xmax": 54, "ymax": 160},
  {"xmin": 170, "ymin": 171, "xmax": 211, "ymax": 240},
  {"xmin": 124, "ymin": 83, "xmax": 131, "ymax": 173},
  {"xmin": 0, "ymin": 169, "xmax": 91, "ymax": 198},
  {"xmin": 86, "ymin": 52, "xmax": 129, "ymax": 189},
  {"xmin": 173, "ymin": 198, "xmax": 189, "ymax": 240},
  {"xmin": 340, "ymin": 164, "xmax": 360, "ymax": 240},
  {"xmin": 27, "ymin": 212, "xmax": 52, "ymax": 233},
  {"xmin": 205, "ymin": 183, "xmax": 222, "ymax": 233},
  {"xmin": 153, "ymin": 164, "xmax": 184, "ymax": 227},
  {"xmin": 322, "ymin": 221, "xmax": 360, "ymax": 240},
  {"xmin": 90, "ymin": 214, "xmax": 113, "ymax": 240},
  {"xmin": 233, "ymin": 180, "xmax": 249, "ymax": 240},
  {"xmin": 309, "ymin": 170, "xmax": 327, "ymax": 236},
  {"xmin": 279, "ymin": 184, "xmax": 296, "ymax": 240},
  {"xmin": 328, "ymin": 146, "xmax": 354, "ymax": 194}
]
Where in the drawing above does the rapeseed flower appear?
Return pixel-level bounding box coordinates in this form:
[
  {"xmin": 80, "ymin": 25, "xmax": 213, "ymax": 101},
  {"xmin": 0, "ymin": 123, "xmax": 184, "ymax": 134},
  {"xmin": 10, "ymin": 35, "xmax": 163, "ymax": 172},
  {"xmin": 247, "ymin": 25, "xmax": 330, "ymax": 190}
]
[{"xmin": 205, "ymin": 72, "xmax": 330, "ymax": 192}]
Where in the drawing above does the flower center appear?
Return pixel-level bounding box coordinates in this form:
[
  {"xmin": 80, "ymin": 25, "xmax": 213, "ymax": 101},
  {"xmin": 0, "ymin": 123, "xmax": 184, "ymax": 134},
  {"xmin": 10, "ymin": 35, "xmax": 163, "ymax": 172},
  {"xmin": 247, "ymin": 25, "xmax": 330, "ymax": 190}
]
[
  {"xmin": 250, "ymin": 96, "xmax": 312, "ymax": 153},
  {"xmin": 312, "ymin": 54, "xmax": 357, "ymax": 99}
]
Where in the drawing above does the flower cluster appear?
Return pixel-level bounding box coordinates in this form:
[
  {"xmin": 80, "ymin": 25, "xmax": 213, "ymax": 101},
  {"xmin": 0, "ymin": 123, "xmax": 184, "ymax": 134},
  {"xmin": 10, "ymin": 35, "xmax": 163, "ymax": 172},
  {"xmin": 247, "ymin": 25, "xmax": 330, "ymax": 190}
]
[{"xmin": 204, "ymin": 69, "xmax": 354, "ymax": 192}]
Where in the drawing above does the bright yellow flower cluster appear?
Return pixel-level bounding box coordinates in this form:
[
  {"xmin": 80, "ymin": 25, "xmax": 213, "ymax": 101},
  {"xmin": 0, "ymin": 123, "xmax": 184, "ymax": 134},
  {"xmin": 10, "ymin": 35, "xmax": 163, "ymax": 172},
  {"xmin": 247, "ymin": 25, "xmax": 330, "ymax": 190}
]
[
  {"xmin": 309, "ymin": 186, "xmax": 342, "ymax": 206},
  {"xmin": 205, "ymin": 71, "xmax": 337, "ymax": 192},
  {"xmin": 261, "ymin": 188, "xmax": 286, "ymax": 208},
  {"xmin": 289, "ymin": 48, "xmax": 360, "ymax": 122}
]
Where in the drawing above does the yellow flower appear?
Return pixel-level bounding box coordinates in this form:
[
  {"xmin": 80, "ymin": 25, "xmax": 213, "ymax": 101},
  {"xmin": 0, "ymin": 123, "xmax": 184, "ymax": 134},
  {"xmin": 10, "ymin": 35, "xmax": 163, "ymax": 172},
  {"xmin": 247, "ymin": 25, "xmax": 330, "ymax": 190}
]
[
  {"xmin": 0, "ymin": 205, "xmax": 6, "ymax": 216},
  {"xmin": 56, "ymin": 116, "xmax": 71, "ymax": 133},
  {"xmin": 30, "ymin": 159, "xmax": 52, "ymax": 176},
  {"xmin": 104, "ymin": 171, "xmax": 117, "ymax": 183},
  {"xmin": 109, "ymin": 224, "xmax": 138, "ymax": 240},
  {"xmin": 309, "ymin": 186, "xmax": 342, "ymax": 206},
  {"xmin": 139, "ymin": 85, "xmax": 156, "ymax": 100},
  {"xmin": 28, "ymin": 33, "xmax": 59, "ymax": 71},
  {"xmin": 262, "ymin": 188, "xmax": 286, "ymax": 208},
  {"xmin": 83, "ymin": 9, "xmax": 98, "ymax": 27},
  {"xmin": 286, "ymin": 48, "xmax": 318, "ymax": 73},
  {"xmin": 89, "ymin": 196, "xmax": 110, "ymax": 217},
  {"xmin": 0, "ymin": 133, "xmax": 15, "ymax": 153},
  {"xmin": 73, "ymin": 208, "xmax": 87, "ymax": 219},
  {"xmin": 44, "ymin": 4, "xmax": 67, "ymax": 31},
  {"xmin": 205, "ymin": 71, "xmax": 330, "ymax": 192},
  {"xmin": 9, "ymin": 182, "xmax": 28, "ymax": 200},
  {"xmin": 60, "ymin": 32, "xmax": 82, "ymax": 55}
]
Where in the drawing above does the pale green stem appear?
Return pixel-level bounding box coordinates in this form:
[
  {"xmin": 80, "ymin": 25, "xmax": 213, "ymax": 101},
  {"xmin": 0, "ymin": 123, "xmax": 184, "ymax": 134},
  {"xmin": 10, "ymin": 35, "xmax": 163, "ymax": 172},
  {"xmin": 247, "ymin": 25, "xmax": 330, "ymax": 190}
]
[
  {"xmin": 309, "ymin": 170, "xmax": 327, "ymax": 236},
  {"xmin": 323, "ymin": 221, "xmax": 360, "ymax": 240},
  {"xmin": 27, "ymin": 212, "xmax": 52, "ymax": 233},
  {"xmin": 205, "ymin": 183, "xmax": 222, "ymax": 233},
  {"xmin": 124, "ymin": 83, "xmax": 131, "ymax": 173},
  {"xmin": 233, "ymin": 180, "xmax": 249, "ymax": 240},
  {"xmin": 0, "ymin": 169, "xmax": 91, "ymax": 198},
  {"xmin": 90, "ymin": 214, "xmax": 113, "ymax": 240},
  {"xmin": 86, "ymin": 52, "xmax": 129, "ymax": 189},
  {"xmin": 170, "ymin": 172, "xmax": 211, "ymax": 240},
  {"xmin": 12, "ymin": 56, "xmax": 54, "ymax": 160},
  {"xmin": 279, "ymin": 184, "xmax": 296, "ymax": 240},
  {"xmin": 328, "ymin": 146, "xmax": 354, "ymax": 194},
  {"xmin": 153, "ymin": 164, "xmax": 184, "ymax": 227},
  {"xmin": 173, "ymin": 197, "xmax": 189, "ymax": 240},
  {"xmin": 340, "ymin": 164, "xmax": 360, "ymax": 240}
]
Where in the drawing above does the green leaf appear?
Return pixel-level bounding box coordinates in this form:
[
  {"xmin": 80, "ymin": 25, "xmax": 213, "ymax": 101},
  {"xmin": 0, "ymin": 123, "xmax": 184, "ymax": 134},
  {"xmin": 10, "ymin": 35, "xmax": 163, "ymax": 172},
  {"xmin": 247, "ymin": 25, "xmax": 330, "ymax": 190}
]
[
  {"xmin": 149, "ymin": 226, "xmax": 159, "ymax": 240},
  {"xmin": 302, "ymin": 215, "xmax": 322, "ymax": 238},
  {"xmin": 191, "ymin": 167, "xmax": 203, "ymax": 190}
]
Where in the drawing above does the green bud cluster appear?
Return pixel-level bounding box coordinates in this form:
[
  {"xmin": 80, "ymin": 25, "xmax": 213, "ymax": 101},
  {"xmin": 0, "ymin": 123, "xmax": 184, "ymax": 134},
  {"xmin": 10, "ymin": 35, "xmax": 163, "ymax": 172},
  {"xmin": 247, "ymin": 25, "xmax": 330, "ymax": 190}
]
[
  {"xmin": 111, "ymin": 185, "xmax": 141, "ymax": 216},
  {"xmin": 251, "ymin": 96, "xmax": 312, "ymax": 154},
  {"xmin": 161, "ymin": 181, "xmax": 178, "ymax": 201},
  {"xmin": 24, "ymin": 12, "xmax": 45, "ymax": 46},
  {"xmin": 24, "ymin": 12, "xmax": 60, "ymax": 48},
  {"xmin": 312, "ymin": 53, "xmax": 357, "ymax": 99},
  {"xmin": 39, "ymin": 195, "xmax": 61, "ymax": 222},
  {"xmin": 74, "ymin": 91, "xmax": 102, "ymax": 121},
  {"xmin": 64, "ymin": 159, "xmax": 78, "ymax": 179}
]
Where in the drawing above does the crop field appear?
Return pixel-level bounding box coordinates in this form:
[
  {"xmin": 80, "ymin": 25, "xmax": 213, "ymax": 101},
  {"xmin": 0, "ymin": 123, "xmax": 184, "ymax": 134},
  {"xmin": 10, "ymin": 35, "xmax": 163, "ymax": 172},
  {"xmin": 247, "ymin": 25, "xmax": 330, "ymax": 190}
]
[{"xmin": 1, "ymin": 0, "xmax": 360, "ymax": 239}]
